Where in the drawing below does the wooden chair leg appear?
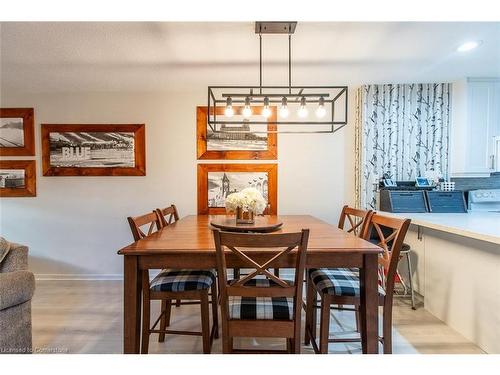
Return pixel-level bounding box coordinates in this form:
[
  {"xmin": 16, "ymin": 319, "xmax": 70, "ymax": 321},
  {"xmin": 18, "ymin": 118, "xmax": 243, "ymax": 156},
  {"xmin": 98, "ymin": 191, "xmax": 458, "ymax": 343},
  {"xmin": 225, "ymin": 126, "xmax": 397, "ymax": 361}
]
[
  {"xmin": 319, "ymin": 294, "xmax": 330, "ymax": 354},
  {"xmin": 304, "ymin": 272, "xmax": 315, "ymax": 346},
  {"xmin": 175, "ymin": 299, "xmax": 181, "ymax": 307},
  {"xmin": 158, "ymin": 299, "xmax": 172, "ymax": 342},
  {"xmin": 210, "ymin": 282, "xmax": 219, "ymax": 339},
  {"xmin": 286, "ymin": 338, "xmax": 292, "ymax": 353},
  {"xmin": 141, "ymin": 294, "xmax": 151, "ymax": 354},
  {"xmin": 383, "ymin": 303, "xmax": 393, "ymax": 354},
  {"xmin": 222, "ymin": 335, "xmax": 232, "ymax": 354},
  {"xmin": 293, "ymin": 329, "xmax": 301, "ymax": 354},
  {"xmin": 273, "ymin": 268, "xmax": 280, "ymax": 277},
  {"xmin": 200, "ymin": 291, "xmax": 211, "ymax": 354}
]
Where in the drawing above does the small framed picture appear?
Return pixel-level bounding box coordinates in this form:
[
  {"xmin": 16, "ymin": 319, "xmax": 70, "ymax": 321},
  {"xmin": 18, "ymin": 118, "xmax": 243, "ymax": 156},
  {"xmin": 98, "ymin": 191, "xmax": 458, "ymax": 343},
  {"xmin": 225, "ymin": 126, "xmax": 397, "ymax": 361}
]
[
  {"xmin": 197, "ymin": 163, "xmax": 277, "ymax": 215},
  {"xmin": 41, "ymin": 124, "xmax": 146, "ymax": 176},
  {"xmin": 0, "ymin": 160, "xmax": 36, "ymax": 197},
  {"xmin": 415, "ymin": 177, "xmax": 431, "ymax": 187},
  {"xmin": 197, "ymin": 106, "xmax": 278, "ymax": 160},
  {"xmin": 0, "ymin": 108, "xmax": 35, "ymax": 156}
]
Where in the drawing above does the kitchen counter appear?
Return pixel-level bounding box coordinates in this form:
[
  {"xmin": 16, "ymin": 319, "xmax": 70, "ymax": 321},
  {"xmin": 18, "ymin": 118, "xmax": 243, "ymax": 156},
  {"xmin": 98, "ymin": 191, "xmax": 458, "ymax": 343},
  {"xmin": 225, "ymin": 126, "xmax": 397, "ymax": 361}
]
[
  {"xmin": 382, "ymin": 210, "xmax": 500, "ymax": 353},
  {"xmin": 384, "ymin": 211, "xmax": 500, "ymax": 245}
]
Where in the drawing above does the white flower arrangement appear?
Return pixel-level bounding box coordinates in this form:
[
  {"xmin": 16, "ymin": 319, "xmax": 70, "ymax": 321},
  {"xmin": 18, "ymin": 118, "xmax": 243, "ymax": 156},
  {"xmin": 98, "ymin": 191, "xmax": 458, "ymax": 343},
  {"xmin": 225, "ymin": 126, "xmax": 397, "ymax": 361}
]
[{"xmin": 225, "ymin": 187, "xmax": 267, "ymax": 215}]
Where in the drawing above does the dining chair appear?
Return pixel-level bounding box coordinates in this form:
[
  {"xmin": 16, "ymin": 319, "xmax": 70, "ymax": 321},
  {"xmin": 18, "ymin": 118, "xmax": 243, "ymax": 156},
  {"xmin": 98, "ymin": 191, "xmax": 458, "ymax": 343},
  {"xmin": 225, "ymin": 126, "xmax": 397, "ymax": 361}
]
[
  {"xmin": 128, "ymin": 210, "xmax": 219, "ymax": 354},
  {"xmin": 304, "ymin": 212, "xmax": 411, "ymax": 354},
  {"xmin": 338, "ymin": 205, "xmax": 374, "ymax": 236},
  {"xmin": 155, "ymin": 205, "xmax": 182, "ymax": 310},
  {"xmin": 333, "ymin": 205, "xmax": 374, "ymax": 319},
  {"xmin": 213, "ymin": 228, "xmax": 309, "ymax": 354},
  {"xmin": 155, "ymin": 204, "xmax": 179, "ymax": 227}
]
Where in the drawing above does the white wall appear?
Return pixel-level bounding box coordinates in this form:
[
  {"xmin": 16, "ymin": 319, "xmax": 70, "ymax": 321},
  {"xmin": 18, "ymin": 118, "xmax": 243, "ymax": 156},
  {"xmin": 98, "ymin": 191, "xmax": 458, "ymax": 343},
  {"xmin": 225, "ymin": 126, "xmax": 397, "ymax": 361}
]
[{"xmin": 0, "ymin": 89, "xmax": 357, "ymax": 277}]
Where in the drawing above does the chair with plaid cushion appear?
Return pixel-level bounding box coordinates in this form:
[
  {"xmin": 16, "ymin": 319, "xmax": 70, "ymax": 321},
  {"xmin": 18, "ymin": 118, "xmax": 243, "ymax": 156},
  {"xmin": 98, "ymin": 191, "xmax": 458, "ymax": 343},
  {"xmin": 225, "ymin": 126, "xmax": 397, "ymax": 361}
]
[
  {"xmin": 304, "ymin": 212, "xmax": 410, "ymax": 354},
  {"xmin": 213, "ymin": 229, "xmax": 309, "ymax": 354},
  {"xmin": 128, "ymin": 209, "xmax": 218, "ymax": 354}
]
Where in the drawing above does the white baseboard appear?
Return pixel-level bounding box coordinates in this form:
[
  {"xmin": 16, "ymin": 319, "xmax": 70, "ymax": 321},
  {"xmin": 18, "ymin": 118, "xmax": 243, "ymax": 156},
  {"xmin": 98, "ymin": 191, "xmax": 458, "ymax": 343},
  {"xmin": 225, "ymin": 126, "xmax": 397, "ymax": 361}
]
[
  {"xmin": 35, "ymin": 269, "xmax": 296, "ymax": 281},
  {"xmin": 35, "ymin": 274, "xmax": 123, "ymax": 281}
]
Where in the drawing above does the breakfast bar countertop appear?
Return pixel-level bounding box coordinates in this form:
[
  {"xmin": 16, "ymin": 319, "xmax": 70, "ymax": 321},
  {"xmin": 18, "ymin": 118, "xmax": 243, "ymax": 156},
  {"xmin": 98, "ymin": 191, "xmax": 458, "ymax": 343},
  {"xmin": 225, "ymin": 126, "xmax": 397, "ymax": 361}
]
[{"xmin": 384, "ymin": 211, "xmax": 500, "ymax": 245}]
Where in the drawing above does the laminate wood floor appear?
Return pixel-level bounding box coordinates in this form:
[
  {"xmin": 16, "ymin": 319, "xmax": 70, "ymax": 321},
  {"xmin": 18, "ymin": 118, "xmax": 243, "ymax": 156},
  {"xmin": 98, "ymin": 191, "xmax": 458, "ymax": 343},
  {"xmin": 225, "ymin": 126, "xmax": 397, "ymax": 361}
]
[{"xmin": 32, "ymin": 280, "xmax": 484, "ymax": 354}]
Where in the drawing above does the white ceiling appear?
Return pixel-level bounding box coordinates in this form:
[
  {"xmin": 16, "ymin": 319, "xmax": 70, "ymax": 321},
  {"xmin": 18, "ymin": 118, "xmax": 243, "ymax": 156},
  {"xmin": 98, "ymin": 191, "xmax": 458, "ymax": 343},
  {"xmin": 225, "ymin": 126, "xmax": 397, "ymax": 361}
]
[{"xmin": 1, "ymin": 22, "xmax": 499, "ymax": 92}]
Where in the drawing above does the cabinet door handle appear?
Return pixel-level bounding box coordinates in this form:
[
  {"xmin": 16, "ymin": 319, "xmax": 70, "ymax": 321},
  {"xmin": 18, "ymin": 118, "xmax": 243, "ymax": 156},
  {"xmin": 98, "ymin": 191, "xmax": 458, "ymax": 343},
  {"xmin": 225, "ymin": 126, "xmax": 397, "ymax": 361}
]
[{"xmin": 491, "ymin": 155, "xmax": 495, "ymax": 170}]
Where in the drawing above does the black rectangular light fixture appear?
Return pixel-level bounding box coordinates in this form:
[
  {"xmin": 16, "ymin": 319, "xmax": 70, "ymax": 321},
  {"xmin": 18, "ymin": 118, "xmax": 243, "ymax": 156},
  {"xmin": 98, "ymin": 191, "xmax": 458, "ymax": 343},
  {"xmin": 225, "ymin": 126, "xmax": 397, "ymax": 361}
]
[{"xmin": 207, "ymin": 22, "xmax": 348, "ymax": 134}]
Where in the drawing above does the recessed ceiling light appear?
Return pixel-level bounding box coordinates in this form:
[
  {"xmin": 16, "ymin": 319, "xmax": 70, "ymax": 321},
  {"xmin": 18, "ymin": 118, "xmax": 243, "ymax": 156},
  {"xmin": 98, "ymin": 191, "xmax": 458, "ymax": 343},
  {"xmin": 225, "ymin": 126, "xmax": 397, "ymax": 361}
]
[{"xmin": 457, "ymin": 40, "xmax": 482, "ymax": 52}]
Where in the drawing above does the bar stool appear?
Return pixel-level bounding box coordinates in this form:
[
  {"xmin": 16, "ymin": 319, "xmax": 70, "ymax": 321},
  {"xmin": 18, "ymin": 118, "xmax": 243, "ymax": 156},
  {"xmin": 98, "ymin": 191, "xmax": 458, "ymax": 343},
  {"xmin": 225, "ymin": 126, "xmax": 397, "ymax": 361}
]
[{"xmin": 397, "ymin": 243, "xmax": 416, "ymax": 310}]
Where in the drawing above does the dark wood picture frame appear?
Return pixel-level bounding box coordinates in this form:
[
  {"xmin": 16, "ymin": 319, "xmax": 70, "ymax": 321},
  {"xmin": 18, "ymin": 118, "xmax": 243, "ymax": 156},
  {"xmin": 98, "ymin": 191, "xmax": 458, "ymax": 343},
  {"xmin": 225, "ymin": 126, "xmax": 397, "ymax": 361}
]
[
  {"xmin": 0, "ymin": 108, "xmax": 35, "ymax": 156},
  {"xmin": 196, "ymin": 106, "xmax": 277, "ymax": 160},
  {"xmin": 0, "ymin": 160, "xmax": 36, "ymax": 197},
  {"xmin": 197, "ymin": 163, "xmax": 277, "ymax": 215},
  {"xmin": 41, "ymin": 124, "xmax": 146, "ymax": 176}
]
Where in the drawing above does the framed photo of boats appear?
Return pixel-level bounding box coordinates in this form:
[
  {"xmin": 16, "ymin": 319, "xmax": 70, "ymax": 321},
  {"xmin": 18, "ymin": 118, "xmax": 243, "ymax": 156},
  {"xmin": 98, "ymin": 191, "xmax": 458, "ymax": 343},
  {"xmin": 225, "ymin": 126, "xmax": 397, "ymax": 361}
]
[
  {"xmin": 197, "ymin": 163, "xmax": 277, "ymax": 215},
  {"xmin": 0, "ymin": 108, "xmax": 35, "ymax": 156},
  {"xmin": 0, "ymin": 160, "xmax": 36, "ymax": 197},
  {"xmin": 41, "ymin": 124, "xmax": 146, "ymax": 176},
  {"xmin": 196, "ymin": 106, "xmax": 277, "ymax": 160}
]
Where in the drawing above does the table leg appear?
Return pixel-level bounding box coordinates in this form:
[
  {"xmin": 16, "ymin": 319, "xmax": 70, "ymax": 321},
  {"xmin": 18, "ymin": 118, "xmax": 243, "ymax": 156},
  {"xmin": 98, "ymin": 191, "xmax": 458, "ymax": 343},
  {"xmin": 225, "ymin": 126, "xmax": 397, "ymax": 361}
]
[
  {"xmin": 359, "ymin": 253, "xmax": 379, "ymax": 354},
  {"xmin": 124, "ymin": 256, "xmax": 142, "ymax": 354}
]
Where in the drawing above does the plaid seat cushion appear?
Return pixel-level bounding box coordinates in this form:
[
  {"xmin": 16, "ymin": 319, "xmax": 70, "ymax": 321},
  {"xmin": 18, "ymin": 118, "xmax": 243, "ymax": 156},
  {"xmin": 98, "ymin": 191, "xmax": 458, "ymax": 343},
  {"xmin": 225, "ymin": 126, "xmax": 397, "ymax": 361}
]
[
  {"xmin": 310, "ymin": 268, "xmax": 386, "ymax": 297},
  {"xmin": 228, "ymin": 296, "xmax": 294, "ymax": 320},
  {"xmin": 227, "ymin": 277, "xmax": 294, "ymax": 320},
  {"xmin": 150, "ymin": 269, "xmax": 216, "ymax": 292}
]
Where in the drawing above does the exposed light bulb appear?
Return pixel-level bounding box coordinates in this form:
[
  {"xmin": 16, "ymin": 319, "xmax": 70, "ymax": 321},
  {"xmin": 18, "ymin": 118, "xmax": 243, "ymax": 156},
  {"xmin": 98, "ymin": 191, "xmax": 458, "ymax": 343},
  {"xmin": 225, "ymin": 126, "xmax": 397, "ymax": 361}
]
[
  {"xmin": 224, "ymin": 97, "xmax": 234, "ymax": 117},
  {"xmin": 279, "ymin": 97, "xmax": 289, "ymax": 118},
  {"xmin": 298, "ymin": 96, "xmax": 308, "ymax": 118},
  {"xmin": 316, "ymin": 96, "xmax": 326, "ymax": 118},
  {"xmin": 242, "ymin": 96, "xmax": 252, "ymax": 118},
  {"xmin": 262, "ymin": 96, "xmax": 272, "ymax": 118}
]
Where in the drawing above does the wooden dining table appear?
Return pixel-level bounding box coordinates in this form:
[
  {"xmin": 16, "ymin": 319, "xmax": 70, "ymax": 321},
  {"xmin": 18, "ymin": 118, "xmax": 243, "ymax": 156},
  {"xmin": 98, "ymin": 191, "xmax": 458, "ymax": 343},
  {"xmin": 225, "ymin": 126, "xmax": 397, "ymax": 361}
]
[{"xmin": 117, "ymin": 214, "xmax": 382, "ymax": 354}]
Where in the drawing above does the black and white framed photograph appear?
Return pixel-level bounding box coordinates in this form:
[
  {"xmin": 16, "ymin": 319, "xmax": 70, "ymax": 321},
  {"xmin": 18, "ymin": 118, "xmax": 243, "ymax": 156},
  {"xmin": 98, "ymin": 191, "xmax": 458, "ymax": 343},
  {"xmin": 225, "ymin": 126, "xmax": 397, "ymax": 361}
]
[
  {"xmin": 0, "ymin": 118, "xmax": 24, "ymax": 147},
  {"xmin": 207, "ymin": 171, "xmax": 269, "ymax": 208},
  {"xmin": 0, "ymin": 169, "xmax": 25, "ymax": 189},
  {"xmin": 41, "ymin": 124, "xmax": 146, "ymax": 176},
  {"xmin": 197, "ymin": 163, "xmax": 277, "ymax": 214},
  {"xmin": 0, "ymin": 108, "xmax": 35, "ymax": 156},
  {"xmin": 48, "ymin": 131, "xmax": 135, "ymax": 168},
  {"xmin": 197, "ymin": 106, "xmax": 277, "ymax": 160},
  {"xmin": 0, "ymin": 160, "xmax": 36, "ymax": 197}
]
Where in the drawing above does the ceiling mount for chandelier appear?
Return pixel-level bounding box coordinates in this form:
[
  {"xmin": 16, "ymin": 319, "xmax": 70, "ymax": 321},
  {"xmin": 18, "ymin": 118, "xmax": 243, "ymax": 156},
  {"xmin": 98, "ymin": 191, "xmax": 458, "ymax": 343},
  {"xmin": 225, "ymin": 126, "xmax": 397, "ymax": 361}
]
[{"xmin": 207, "ymin": 21, "xmax": 348, "ymax": 134}]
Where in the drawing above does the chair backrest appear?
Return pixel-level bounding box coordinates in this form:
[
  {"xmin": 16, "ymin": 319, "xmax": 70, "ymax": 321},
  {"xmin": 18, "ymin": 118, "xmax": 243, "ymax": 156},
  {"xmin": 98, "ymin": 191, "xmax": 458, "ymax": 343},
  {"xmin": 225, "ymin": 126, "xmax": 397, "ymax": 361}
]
[
  {"xmin": 155, "ymin": 204, "xmax": 179, "ymax": 228},
  {"xmin": 212, "ymin": 229, "xmax": 309, "ymax": 320},
  {"xmin": 361, "ymin": 213, "xmax": 411, "ymax": 294},
  {"xmin": 127, "ymin": 211, "xmax": 161, "ymax": 241},
  {"xmin": 338, "ymin": 205, "xmax": 373, "ymax": 237}
]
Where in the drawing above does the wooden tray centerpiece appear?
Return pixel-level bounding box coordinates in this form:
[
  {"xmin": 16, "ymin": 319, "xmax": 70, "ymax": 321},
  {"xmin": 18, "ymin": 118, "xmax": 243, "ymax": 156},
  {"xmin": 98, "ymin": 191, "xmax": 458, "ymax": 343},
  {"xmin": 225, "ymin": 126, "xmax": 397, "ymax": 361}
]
[{"xmin": 210, "ymin": 215, "xmax": 283, "ymax": 233}]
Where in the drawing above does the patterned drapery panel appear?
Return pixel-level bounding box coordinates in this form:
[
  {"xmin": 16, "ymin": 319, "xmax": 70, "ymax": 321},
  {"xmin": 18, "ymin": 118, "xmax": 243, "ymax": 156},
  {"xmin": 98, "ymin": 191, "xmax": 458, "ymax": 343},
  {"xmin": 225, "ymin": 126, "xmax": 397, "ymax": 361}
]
[{"xmin": 356, "ymin": 83, "xmax": 451, "ymax": 209}]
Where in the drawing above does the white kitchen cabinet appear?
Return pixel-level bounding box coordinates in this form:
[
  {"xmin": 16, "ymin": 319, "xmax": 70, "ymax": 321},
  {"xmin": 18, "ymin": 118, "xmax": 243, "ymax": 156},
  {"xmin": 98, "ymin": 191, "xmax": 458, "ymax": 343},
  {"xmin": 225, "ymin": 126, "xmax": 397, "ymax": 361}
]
[{"xmin": 451, "ymin": 78, "xmax": 500, "ymax": 177}]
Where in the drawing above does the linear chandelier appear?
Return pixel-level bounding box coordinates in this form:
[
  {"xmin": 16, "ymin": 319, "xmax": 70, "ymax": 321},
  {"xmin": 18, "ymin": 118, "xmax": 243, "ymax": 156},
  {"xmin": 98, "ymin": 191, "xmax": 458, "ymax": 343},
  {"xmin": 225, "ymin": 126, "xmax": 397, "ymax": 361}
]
[{"xmin": 207, "ymin": 22, "xmax": 348, "ymax": 134}]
